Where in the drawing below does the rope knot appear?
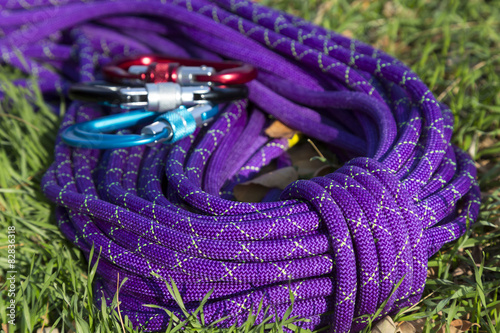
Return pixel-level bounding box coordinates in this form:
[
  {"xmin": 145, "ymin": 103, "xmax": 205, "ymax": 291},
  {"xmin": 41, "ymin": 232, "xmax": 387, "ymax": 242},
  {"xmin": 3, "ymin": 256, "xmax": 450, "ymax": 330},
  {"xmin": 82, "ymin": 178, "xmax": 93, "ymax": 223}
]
[{"xmin": 280, "ymin": 157, "xmax": 426, "ymax": 331}]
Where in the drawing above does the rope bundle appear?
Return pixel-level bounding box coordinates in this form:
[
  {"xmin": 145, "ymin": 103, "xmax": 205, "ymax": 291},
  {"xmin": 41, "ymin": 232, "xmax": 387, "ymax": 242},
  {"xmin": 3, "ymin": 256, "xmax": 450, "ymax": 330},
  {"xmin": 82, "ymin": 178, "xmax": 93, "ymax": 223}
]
[{"xmin": 0, "ymin": 0, "xmax": 480, "ymax": 331}]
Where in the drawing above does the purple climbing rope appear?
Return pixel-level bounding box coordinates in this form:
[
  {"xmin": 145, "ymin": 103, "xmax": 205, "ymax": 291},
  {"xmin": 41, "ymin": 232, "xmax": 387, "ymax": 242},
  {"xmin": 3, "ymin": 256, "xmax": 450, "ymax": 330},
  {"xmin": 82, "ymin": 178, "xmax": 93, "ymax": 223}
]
[{"xmin": 0, "ymin": 0, "xmax": 480, "ymax": 331}]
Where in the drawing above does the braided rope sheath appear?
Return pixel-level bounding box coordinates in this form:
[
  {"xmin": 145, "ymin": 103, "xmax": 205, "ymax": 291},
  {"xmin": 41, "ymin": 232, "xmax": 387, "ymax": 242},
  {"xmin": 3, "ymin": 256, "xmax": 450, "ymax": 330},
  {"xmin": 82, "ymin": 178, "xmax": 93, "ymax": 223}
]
[{"xmin": 0, "ymin": 0, "xmax": 481, "ymax": 331}]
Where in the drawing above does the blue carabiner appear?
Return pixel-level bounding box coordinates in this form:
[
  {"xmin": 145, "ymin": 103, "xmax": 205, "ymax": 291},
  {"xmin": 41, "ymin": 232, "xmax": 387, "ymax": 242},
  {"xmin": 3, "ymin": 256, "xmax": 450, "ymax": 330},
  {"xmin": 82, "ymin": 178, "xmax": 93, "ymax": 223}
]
[
  {"xmin": 61, "ymin": 110, "xmax": 166, "ymax": 149},
  {"xmin": 61, "ymin": 105, "xmax": 219, "ymax": 149}
]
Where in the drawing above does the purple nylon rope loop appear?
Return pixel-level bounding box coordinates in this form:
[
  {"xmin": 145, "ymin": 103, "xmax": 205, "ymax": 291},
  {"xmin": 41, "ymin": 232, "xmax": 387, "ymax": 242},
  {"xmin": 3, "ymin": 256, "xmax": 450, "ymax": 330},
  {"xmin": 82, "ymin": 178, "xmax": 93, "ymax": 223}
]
[{"xmin": 0, "ymin": 0, "xmax": 481, "ymax": 331}]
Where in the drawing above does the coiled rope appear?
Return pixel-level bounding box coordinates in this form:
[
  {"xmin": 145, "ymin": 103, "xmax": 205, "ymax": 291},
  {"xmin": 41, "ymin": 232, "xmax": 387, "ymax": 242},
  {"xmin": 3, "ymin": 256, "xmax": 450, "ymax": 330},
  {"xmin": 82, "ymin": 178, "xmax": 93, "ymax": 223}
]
[{"xmin": 0, "ymin": 0, "xmax": 481, "ymax": 331}]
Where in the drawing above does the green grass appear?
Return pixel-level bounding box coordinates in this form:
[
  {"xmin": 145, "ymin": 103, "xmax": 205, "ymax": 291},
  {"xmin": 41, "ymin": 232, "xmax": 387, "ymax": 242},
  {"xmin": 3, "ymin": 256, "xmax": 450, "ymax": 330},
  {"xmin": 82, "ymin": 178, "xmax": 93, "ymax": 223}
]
[{"xmin": 1, "ymin": 0, "xmax": 500, "ymax": 332}]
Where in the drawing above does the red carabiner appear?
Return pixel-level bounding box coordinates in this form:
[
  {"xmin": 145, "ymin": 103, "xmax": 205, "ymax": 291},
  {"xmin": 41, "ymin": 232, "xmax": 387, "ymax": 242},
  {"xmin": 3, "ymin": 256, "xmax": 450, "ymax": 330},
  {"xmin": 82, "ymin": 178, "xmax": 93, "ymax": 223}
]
[{"xmin": 102, "ymin": 55, "xmax": 257, "ymax": 86}]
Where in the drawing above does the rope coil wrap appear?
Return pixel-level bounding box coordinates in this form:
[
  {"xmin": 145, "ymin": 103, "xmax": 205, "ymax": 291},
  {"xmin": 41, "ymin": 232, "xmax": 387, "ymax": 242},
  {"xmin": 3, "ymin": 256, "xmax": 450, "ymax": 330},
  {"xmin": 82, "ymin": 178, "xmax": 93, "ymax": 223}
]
[{"xmin": 0, "ymin": 0, "xmax": 480, "ymax": 331}]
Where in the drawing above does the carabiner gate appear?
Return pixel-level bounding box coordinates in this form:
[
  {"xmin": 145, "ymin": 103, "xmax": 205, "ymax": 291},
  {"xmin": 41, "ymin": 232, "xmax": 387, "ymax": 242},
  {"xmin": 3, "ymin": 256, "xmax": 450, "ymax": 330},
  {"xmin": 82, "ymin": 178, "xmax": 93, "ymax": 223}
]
[
  {"xmin": 69, "ymin": 82, "xmax": 247, "ymax": 112},
  {"xmin": 61, "ymin": 104, "xmax": 219, "ymax": 149}
]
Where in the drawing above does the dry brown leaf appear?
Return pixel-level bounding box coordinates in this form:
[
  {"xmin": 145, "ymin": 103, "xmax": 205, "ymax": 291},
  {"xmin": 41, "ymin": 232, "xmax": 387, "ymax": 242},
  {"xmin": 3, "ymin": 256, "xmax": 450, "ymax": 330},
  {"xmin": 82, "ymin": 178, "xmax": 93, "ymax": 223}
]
[
  {"xmin": 361, "ymin": 0, "xmax": 370, "ymax": 10},
  {"xmin": 427, "ymin": 266, "xmax": 437, "ymax": 278},
  {"xmin": 475, "ymin": 159, "xmax": 498, "ymax": 175},
  {"xmin": 264, "ymin": 120, "xmax": 297, "ymax": 139},
  {"xmin": 450, "ymin": 319, "xmax": 476, "ymax": 332},
  {"xmin": 397, "ymin": 321, "xmax": 417, "ymax": 333},
  {"xmin": 2, "ymin": 323, "xmax": 8, "ymax": 333},
  {"xmin": 383, "ymin": 2, "xmax": 397, "ymax": 17},
  {"xmin": 436, "ymin": 319, "xmax": 478, "ymax": 333},
  {"xmin": 479, "ymin": 136, "xmax": 495, "ymax": 150},
  {"xmin": 406, "ymin": 318, "xmax": 427, "ymax": 332},
  {"xmin": 233, "ymin": 167, "xmax": 298, "ymax": 202},
  {"xmin": 313, "ymin": 165, "xmax": 336, "ymax": 177},
  {"xmin": 452, "ymin": 265, "xmax": 472, "ymax": 277},
  {"xmin": 341, "ymin": 30, "xmax": 353, "ymax": 38},
  {"xmin": 233, "ymin": 183, "xmax": 270, "ymax": 203},
  {"xmin": 288, "ymin": 143, "xmax": 328, "ymax": 177},
  {"xmin": 373, "ymin": 317, "xmax": 429, "ymax": 333},
  {"xmin": 372, "ymin": 316, "xmax": 397, "ymax": 333},
  {"xmin": 241, "ymin": 166, "xmax": 298, "ymax": 190}
]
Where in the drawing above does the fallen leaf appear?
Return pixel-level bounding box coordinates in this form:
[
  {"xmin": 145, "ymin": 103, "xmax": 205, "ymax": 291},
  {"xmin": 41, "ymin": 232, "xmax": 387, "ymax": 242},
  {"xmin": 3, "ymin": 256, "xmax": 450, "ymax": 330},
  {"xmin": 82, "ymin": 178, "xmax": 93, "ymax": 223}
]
[
  {"xmin": 427, "ymin": 266, "xmax": 437, "ymax": 278},
  {"xmin": 383, "ymin": 2, "xmax": 397, "ymax": 17},
  {"xmin": 361, "ymin": 0, "xmax": 370, "ymax": 10},
  {"xmin": 241, "ymin": 166, "xmax": 298, "ymax": 190},
  {"xmin": 265, "ymin": 120, "xmax": 297, "ymax": 139},
  {"xmin": 233, "ymin": 183, "xmax": 270, "ymax": 203},
  {"xmin": 436, "ymin": 319, "xmax": 478, "ymax": 333},
  {"xmin": 372, "ymin": 316, "xmax": 397, "ymax": 333},
  {"xmin": 452, "ymin": 265, "xmax": 471, "ymax": 277},
  {"xmin": 397, "ymin": 321, "xmax": 416, "ymax": 333},
  {"xmin": 341, "ymin": 30, "xmax": 353, "ymax": 38},
  {"xmin": 479, "ymin": 135, "xmax": 495, "ymax": 150},
  {"xmin": 450, "ymin": 319, "xmax": 475, "ymax": 332},
  {"xmin": 475, "ymin": 159, "xmax": 497, "ymax": 175},
  {"xmin": 407, "ymin": 318, "xmax": 428, "ymax": 332},
  {"xmin": 435, "ymin": 325, "xmax": 460, "ymax": 333},
  {"xmin": 313, "ymin": 165, "xmax": 336, "ymax": 177},
  {"xmin": 233, "ymin": 167, "xmax": 299, "ymax": 202},
  {"xmin": 288, "ymin": 143, "xmax": 328, "ymax": 177}
]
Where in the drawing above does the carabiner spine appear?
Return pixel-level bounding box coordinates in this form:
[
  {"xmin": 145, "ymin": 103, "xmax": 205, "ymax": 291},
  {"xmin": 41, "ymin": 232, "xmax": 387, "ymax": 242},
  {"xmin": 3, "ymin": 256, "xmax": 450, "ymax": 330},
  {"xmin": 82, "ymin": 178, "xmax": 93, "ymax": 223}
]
[{"xmin": 103, "ymin": 55, "xmax": 257, "ymax": 86}]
